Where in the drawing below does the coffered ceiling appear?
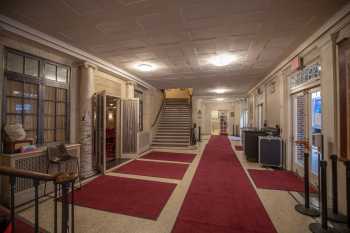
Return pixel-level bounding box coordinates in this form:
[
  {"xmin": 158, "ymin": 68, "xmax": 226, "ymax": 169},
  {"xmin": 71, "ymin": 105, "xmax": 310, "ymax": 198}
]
[{"xmin": 0, "ymin": 0, "xmax": 348, "ymax": 95}]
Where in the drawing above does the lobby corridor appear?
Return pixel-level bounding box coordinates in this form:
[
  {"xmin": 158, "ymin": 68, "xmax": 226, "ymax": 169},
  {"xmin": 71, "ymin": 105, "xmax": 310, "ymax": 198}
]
[{"xmin": 13, "ymin": 136, "xmax": 316, "ymax": 233}]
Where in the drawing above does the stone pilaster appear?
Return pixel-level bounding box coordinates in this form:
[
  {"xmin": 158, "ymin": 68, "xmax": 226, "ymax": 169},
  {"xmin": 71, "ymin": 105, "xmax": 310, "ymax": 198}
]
[
  {"xmin": 79, "ymin": 62, "xmax": 96, "ymax": 178},
  {"xmin": 126, "ymin": 81, "xmax": 136, "ymax": 99}
]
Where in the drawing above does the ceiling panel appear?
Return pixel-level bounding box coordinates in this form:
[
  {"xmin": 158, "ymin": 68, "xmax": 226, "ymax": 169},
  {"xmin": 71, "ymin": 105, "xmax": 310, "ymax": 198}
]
[{"xmin": 0, "ymin": 0, "xmax": 348, "ymax": 95}]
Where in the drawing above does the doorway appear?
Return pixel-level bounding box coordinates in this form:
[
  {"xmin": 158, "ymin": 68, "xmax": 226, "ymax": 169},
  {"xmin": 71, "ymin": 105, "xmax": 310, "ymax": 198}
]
[
  {"xmin": 210, "ymin": 111, "xmax": 220, "ymax": 135},
  {"xmin": 93, "ymin": 92, "xmax": 124, "ymax": 173},
  {"xmin": 210, "ymin": 110, "xmax": 228, "ymax": 135},
  {"xmin": 291, "ymin": 87, "xmax": 322, "ymax": 185}
]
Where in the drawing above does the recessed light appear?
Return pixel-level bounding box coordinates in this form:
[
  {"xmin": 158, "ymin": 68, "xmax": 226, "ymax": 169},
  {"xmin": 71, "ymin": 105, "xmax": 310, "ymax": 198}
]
[
  {"xmin": 209, "ymin": 53, "xmax": 237, "ymax": 67},
  {"xmin": 136, "ymin": 63, "xmax": 155, "ymax": 72},
  {"xmin": 216, "ymin": 98, "xmax": 224, "ymax": 101}
]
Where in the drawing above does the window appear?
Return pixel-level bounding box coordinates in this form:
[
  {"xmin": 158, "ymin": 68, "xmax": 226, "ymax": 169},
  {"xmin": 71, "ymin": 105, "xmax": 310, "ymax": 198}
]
[
  {"xmin": 44, "ymin": 87, "xmax": 67, "ymax": 143},
  {"xmin": 5, "ymin": 80, "xmax": 39, "ymax": 142},
  {"xmin": 3, "ymin": 49, "xmax": 70, "ymax": 147},
  {"xmin": 134, "ymin": 90, "xmax": 143, "ymax": 131}
]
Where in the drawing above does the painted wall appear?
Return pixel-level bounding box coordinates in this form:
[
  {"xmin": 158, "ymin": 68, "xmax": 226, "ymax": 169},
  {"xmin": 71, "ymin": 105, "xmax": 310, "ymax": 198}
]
[
  {"xmin": 94, "ymin": 70, "xmax": 126, "ymax": 98},
  {"xmin": 192, "ymin": 97, "xmax": 240, "ymax": 136},
  {"xmin": 165, "ymin": 88, "xmax": 191, "ymax": 99},
  {"xmin": 0, "ymin": 31, "xmax": 164, "ymax": 165},
  {"xmin": 246, "ymin": 10, "xmax": 350, "ymax": 214},
  {"xmin": 142, "ymin": 89, "xmax": 163, "ymax": 131}
]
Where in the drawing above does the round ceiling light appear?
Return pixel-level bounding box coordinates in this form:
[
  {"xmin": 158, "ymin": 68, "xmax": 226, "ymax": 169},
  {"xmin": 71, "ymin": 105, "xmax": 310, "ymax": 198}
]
[
  {"xmin": 136, "ymin": 63, "xmax": 155, "ymax": 72},
  {"xmin": 209, "ymin": 53, "xmax": 238, "ymax": 67},
  {"xmin": 213, "ymin": 88, "xmax": 227, "ymax": 94}
]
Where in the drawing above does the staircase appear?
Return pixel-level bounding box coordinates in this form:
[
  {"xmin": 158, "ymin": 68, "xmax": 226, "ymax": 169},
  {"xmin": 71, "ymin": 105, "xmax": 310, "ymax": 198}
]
[{"xmin": 152, "ymin": 98, "xmax": 192, "ymax": 148}]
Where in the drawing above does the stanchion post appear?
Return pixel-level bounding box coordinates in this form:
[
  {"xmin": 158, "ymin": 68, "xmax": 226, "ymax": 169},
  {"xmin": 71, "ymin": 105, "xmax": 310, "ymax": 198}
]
[
  {"xmin": 346, "ymin": 161, "xmax": 350, "ymax": 229},
  {"xmin": 198, "ymin": 126, "xmax": 201, "ymax": 142},
  {"xmin": 328, "ymin": 155, "xmax": 347, "ymax": 223},
  {"xmin": 305, "ymin": 152, "xmax": 310, "ymax": 208},
  {"xmin": 309, "ymin": 160, "xmax": 339, "ymax": 233},
  {"xmin": 295, "ymin": 150, "xmax": 320, "ymax": 217},
  {"xmin": 321, "ymin": 161, "xmax": 328, "ymax": 229}
]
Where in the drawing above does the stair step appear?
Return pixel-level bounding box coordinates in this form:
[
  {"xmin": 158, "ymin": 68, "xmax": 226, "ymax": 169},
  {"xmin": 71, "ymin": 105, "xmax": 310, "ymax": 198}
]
[
  {"xmin": 153, "ymin": 98, "xmax": 192, "ymax": 146},
  {"xmin": 159, "ymin": 126, "xmax": 191, "ymax": 129},
  {"xmin": 160, "ymin": 119, "xmax": 191, "ymax": 121},
  {"xmin": 152, "ymin": 142, "xmax": 190, "ymax": 146},
  {"xmin": 162, "ymin": 115, "xmax": 191, "ymax": 117},
  {"xmin": 156, "ymin": 132, "xmax": 190, "ymax": 135},
  {"xmin": 155, "ymin": 135, "xmax": 189, "ymax": 139},
  {"xmin": 159, "ymin": 122, "xmax": 191, "ymax": 124},
  {"xmin": 157, "ymin": 128, "xmax": 190, "ymax": 131},
  {"xmin": 153, "ymin": 139, "xmax": 189, "ymax": 143}
]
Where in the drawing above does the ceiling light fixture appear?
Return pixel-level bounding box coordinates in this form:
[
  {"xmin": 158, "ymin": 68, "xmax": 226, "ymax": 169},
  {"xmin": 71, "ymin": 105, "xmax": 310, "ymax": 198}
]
[
  {"xmin": 213, "ymin": 88, "xmax": 227, "ymax": 94},
  {"xmin": 216, "ymin": 98, "xmax": 224, "ymax": 102},
  {"xmin": 209, "ymin": 53, "xmax": 237, "ymax": 67},
  {"xmin": 136, "ymin": 63, "xmax": 155, "ymax": 72}
]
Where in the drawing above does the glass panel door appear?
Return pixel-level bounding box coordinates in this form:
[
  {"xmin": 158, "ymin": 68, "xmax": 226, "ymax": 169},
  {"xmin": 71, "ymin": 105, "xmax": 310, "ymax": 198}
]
[
  {"xmin": 309, "ymin": 88, "xmax": 322, "ymax": 183},
  {"xmin": 291, "ymin": 88, "xmax": 321, "ymax": 185}
]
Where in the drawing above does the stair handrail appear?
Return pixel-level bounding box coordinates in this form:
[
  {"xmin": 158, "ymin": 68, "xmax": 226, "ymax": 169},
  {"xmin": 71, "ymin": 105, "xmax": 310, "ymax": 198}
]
[
  {"xmin": 0, "ymin": 166, "xmax": 77, "ymax": 233},
  {"xmin": 151, "ymin": 95, "xmax": 165, "ymax": 128}
]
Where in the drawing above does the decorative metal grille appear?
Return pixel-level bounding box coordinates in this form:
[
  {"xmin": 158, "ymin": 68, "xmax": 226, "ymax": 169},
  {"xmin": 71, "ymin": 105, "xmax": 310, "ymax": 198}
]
[
  {"xmin": 289, "ymin": 63, "xmax": 321, "ymax": 89},
  {"xmin": 13, "ymin": 147, "xmax": 79, "ymax": 193}
]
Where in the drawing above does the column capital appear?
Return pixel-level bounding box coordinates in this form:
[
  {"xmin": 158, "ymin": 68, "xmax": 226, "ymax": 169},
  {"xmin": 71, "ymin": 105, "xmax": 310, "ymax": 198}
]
[
  {"xmin": 126, "ymin": 80, "xmax": 137, "ymax": 86},
  {"xmin": 78, "ymin": 62, "xmax": 97, "ymax": 70}
]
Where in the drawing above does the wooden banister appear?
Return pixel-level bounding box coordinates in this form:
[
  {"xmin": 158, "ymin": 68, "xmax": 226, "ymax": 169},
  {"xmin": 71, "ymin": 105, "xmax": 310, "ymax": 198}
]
[
  {"xmin": 152, "ymin": 98, "xmax": 165, "ymax": 128},
  {"xmin": 0, "ymin": 166, "xmax": 57, "ymax": 181},
  {"xmin": 0, "ymin": 166, "xmax": 76, "ymax": 233}
]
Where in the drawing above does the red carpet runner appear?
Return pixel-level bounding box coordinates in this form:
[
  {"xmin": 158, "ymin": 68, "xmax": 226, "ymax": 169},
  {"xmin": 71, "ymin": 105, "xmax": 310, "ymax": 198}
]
[
  {"xmin": 71, "ymin": 176, "xmax": 176, "ymax": 220},
  {"xmin": 248, "ymin": 169, "xmax": 317, "ymax": 193},
  {"xmin": 113, "ymin": 160, "xmax": 189, "ymax": 180},
  {"xmin": 141, "ymin": 151, "xmax": 196, "ymax": 163},
  {"xmin": 172, "ymin": 136, "xmax": 277, "ymax": 233}
]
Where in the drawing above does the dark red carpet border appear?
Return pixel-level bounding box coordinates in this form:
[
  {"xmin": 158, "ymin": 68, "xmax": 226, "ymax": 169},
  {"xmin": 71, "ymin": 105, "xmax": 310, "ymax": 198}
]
[
  {"xmin": 172, "ymin": 136, "xmax": 277, "ymax": 233},
  {"xmin": 0, "ymin": 207, "xmax": 45, "ymax": 233},
  {"xmin": 141, "ymin": 151, "xmax": 196, "ymax": 163},
  {"xmin": 70, "ymin": 175, "xmax": 176, "ymax": 220},
  {"xmin": 113, "ymin": 160, "xmax": 189, "ymax": 180},
  {"xmin": 248, "ymin": 169, "xmax": 318, "ymax": 193}
]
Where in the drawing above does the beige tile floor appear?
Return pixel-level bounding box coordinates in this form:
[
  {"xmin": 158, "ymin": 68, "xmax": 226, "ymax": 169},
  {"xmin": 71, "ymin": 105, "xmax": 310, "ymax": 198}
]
[{"xmin": 17, "ymin": 138, "xmax": 319, "ymax": 233}]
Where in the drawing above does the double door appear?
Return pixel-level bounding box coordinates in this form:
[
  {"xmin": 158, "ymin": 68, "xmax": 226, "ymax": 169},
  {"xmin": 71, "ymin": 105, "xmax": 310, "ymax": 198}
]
[
  {"xmin": 93, "ymin": 91, "xmax": 121, "ymax": 173},
  {"xmin": 292, "ymin": 87, "xmax": 322, "ymax": 185}
]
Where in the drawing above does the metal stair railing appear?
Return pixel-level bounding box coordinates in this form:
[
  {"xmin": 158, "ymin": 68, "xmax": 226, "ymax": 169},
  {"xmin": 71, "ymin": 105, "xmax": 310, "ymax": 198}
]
[{"xmin": 0, "ymin": 166, "xmax": 77, "ymax": 233}]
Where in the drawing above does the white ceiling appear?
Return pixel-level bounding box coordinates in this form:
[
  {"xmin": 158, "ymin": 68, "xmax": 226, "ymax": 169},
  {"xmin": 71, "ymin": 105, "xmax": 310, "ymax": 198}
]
[{"xmin": 0, "ymin": 0, "xmax": 348, "ymax": 95}]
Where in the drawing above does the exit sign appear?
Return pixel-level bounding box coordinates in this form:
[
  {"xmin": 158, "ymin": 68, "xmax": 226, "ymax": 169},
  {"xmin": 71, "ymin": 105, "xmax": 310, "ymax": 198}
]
[{"xmin": 290, "ymin": 56, "xmax": 302, "ymax": 71}]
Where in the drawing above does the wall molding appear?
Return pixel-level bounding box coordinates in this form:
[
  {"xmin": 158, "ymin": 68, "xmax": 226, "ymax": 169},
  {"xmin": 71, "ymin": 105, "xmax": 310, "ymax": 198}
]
[{"xmin": 0, "ymin": 15, "xmax": 155, "ymax": 90}]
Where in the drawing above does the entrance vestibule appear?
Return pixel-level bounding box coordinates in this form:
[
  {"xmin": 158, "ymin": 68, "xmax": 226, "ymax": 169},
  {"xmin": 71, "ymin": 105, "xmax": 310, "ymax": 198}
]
[{"xmin": 93, "ymin": 92, "xmax": 125, "ymax": 173}]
